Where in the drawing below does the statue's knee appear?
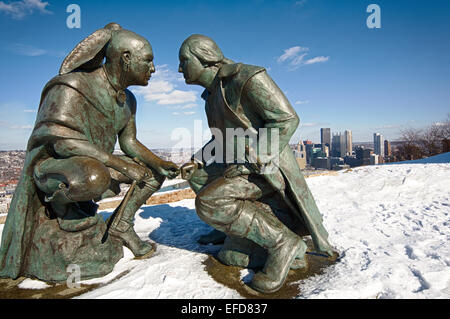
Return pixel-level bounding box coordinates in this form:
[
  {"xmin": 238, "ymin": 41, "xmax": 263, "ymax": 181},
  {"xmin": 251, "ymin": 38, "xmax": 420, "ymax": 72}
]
[
  {"xmin": 72, "ymin": 158, "xmax": 111, "ymax": 200},
  {"xmin": 34, "ymin": 156, "xmax": 111, "ymax": 202},
  {"xmin": 195, "ymin": 189, "xmax": 237, "ymax": 224},
  {"xmin": 195, "ymin": 194, "xmax": 214, "ymax": 223}
]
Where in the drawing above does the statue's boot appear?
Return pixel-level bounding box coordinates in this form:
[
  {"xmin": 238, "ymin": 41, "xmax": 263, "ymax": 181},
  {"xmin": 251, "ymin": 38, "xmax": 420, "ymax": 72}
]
[
  {"xmin": 108, "ymin": 182, "xmax": 157, "ymax": 259},
  {"xmin": 198, "ymin": 229, "xmax": 227, "ymax": 245},
  {"xmin": 226, "ymin": 201, "xmax": 307, "ymax": 294},
  {"xmin": 217, "ymin": 236, "xmax": 266, "ymax": 268},
  {"xmin": 47, "ymin": 185, "xmax": 99, "ymax": 232},
  {"xmin": 217, "ymin": 236, "xmax": 307, "ymax": 270}
]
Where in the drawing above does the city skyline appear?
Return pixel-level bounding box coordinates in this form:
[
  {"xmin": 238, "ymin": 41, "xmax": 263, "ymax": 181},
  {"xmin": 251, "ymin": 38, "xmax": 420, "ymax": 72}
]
[{"xmin": 0, "ymin": 0, "xmax": 449, "ymax": 150}]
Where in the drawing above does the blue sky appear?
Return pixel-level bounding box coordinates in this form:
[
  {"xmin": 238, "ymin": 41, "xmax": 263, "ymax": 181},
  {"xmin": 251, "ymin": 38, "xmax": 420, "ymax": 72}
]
[{"xmin": 0, "ymin": 0, "xmax": 449, "ymax": 150}]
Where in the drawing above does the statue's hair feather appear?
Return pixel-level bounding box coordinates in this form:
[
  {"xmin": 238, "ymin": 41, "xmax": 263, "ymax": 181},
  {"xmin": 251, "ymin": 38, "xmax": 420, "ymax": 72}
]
[{"xmin": 59, "ymin": 23, "xmax": 122, "ymax": 75}]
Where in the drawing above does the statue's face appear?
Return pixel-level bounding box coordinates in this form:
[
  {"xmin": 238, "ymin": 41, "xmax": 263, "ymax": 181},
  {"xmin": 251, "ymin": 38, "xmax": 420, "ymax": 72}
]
[
  {"xmin": 126, "ymin": 41, "xmax": 155, "ymax": 86},
  {"xmin": 178, "ymin": 45, "xmax": 205, "ymax": 85}
]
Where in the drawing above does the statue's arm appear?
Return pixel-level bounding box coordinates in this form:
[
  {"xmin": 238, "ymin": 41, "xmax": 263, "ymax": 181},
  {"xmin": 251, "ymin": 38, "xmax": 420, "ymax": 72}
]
[
  {"xmin": 42, "ymin": 86, "xmax": 147, "ymax": 182},
  {"xmin": 53, "ymin": 138, "xmax": 146, "ymax": 181},
  {"xmin": 118, "ymin": 93, "xmax": 179, "ymax": 178},
  {"xmin": 242, "ymin": 71, "xmax": 300, "ymax": 153}
]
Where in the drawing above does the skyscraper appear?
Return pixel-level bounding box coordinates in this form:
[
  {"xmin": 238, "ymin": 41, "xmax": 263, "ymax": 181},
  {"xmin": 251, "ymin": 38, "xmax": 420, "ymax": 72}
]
[
  {"xmin": 332, "ymin": 133, "xmax": 345, "ymax": 157},
  {"xmin": 344, "ymin": 130, "xmax": 352, "ymax": 156},
  {"xmin": 384, "ymin": 140, "xmax": 392, "ymax": 157},
  {"xmin": 295, "ymin": 140, "xmax": 307, "ymax": 169},
  {"xmin": 321, "ymin": 128, "xmax": 331, "ymax": 148},
  {"xmin": 374, "ymin": 133, "xmax": 384, "ymax": 156}
]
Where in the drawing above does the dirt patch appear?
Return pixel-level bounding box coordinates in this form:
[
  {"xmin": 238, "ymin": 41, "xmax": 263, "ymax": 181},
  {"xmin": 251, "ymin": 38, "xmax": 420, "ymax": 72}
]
[
  {"xmin": 0, "ymin": 270, "xmax": 130, "ymax": 299},
  {"xmin": 203, "ymin": 238, "xmax": 338, "ymax": 299},
  {"xmin": 305, "ymin": 171, "xmax": 339, "ymax": 178},
  {"xmin": 98, "ymin": 188, "xmax": 195, "ymax": 210}
]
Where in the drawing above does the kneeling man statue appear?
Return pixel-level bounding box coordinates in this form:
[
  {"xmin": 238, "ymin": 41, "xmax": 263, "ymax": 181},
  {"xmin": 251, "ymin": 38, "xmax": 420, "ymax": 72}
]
[
  {"xmin": 0, "ymin": 23, "xmax": 179, "ymax": 282},
  {"xmin": 179, "ymin": 35, "xmax": 336, "ymax": 294}
]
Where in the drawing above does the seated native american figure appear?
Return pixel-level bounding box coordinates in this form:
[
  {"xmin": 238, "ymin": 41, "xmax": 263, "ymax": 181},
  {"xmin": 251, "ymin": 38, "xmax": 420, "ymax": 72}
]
[{"xmin": 0, "ymin": 23, "xmax": 179, "ymax": 282}]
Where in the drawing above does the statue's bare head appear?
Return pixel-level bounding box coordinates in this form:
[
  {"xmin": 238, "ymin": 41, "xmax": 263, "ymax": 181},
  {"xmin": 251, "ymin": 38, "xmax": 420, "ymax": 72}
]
[
  {"xmin": 59, "ymin": 23, "xmax": 155, "ymax": 88},
  {"xmin": 105, "ymin": 28, "xmax": 155, "ymax": 87},
  {"xmin": 179, "ymin": 34, "xmax": 232, "ymax": 88},
  {"xmin": 180, "ymin": 34, "xmax": 224, "ymax": 67}
]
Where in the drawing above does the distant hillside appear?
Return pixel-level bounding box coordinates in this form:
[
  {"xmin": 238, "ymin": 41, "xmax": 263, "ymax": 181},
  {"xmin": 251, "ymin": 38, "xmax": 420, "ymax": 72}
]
[{"xmin": 392, "ymin": 152, "xmax": 450, "ymax": 164}]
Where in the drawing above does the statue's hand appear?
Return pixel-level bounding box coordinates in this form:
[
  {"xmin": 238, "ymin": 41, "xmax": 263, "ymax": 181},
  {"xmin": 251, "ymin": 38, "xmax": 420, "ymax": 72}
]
[
  {"xmin": 155, "ymin": 160, "xmax": 180, "ymax": 180},
  {"xmin": 180, "ymin": 161, "xmax": 198, "ymax": 181},
  {"xmin": 122, "ymin": 161, "xmax": 152, "ymax": 183}
]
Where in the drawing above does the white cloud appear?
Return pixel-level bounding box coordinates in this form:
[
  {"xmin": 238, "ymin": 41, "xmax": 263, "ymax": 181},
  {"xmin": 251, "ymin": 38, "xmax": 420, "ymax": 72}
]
[
  {"xmin": 8, "ymin": 43, "xmax": 47, "ymax": 56},
  {"xmin": 148, "ymin": 90, "xmax": 197, "ymax": 105},
  {"xmin": 375, "ymin": 124, "xmax": 402, "ymax": 130},
  {"xmin": 0, "ymin": 118, "xmax": 33, "ymax": 130},
  {"xmin": 7, "ymin": 43, "xmax": 65, "ymax": 58},
  {"xmin": 304, "ymin": 56, "xmax": 330, "ymax": 65},
  {"xmin": 277, "ymin": 46, "xmax": 309, "ymax": 63},
  {"xmin": 277, "ymin": 45, "xmax": 329, "ymax": 70},
  {"xmin": 295, "ymin": 100, "xmax": 310, "ymax": 105},
  {"xmin": 11, "ymin": 124, "xmax": 33, "ymax": 129},
  {"xmin": 172, "ymin": 111, "xmax": 196, "ymax": 116},
  {"xmin": 295, "ymin": 0, "xmax": 307, "ymax": 7},
  {"xmin": 180, "ymin": 103, "xmax": 198, "ymax": 109},
  {"xmin": 23, "ymin": 109, "xmax": 36, "ymax": 113},
  {"xmin": 133, "ymin": 64, "xmax": 198, "ymax": 106},
  {"xmin": 291, "ymin": 53, "xmax": 308, "ymax": 66},
  {"xmin": 300, "ymin": 122, "xmax": 320, "ymax": 127},
  {"xmin": 0, "ymin": 0, "xmax": 52, "ymax": 19}
]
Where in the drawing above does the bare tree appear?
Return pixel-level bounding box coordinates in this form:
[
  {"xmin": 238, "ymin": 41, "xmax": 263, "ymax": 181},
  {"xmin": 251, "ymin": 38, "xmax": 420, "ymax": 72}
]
[
  {"xmin": 395, "ymin": 128, "xmax": 425, "ymax": 160},
  {"xmin": 422, "ymin": 123, "xmax": 444, "ymax": 156},
  {"xmin": 438, "ymin": 113, "xmax": 450, "ymax": 152},
  {"xmin": 396, "ymin": 114, "xmax": 450, "ymax": 160}
]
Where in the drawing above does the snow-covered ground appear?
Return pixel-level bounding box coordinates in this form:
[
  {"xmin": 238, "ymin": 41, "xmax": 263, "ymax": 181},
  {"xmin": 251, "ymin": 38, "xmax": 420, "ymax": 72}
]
[
  {"xmin": 1, "ymin": 154, "xmax": 449, "ymax": 298},
  {"xmin": 296, "ymin": 162, "xmax": 449, "ymax": 298}
]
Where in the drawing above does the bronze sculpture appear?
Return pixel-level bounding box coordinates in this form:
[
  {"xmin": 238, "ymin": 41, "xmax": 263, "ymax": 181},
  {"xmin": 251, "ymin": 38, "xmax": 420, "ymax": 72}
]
[
  {"xmin": 179, "ymin": 35, "xmax": 336, "ymax": 294},
  {"xmin": 0, "ymin": 23, "xmax": 179, "ymax": 282}
]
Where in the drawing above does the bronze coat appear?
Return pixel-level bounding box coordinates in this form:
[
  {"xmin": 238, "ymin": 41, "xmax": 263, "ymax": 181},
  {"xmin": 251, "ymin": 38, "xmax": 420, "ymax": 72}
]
[
  {"xmin": 0, "ymin": 69, "xmax": 132, "ymax": 278},
  {"xmin": 204, "ymin": 63, "xmax": 334, "ymax": 256}
]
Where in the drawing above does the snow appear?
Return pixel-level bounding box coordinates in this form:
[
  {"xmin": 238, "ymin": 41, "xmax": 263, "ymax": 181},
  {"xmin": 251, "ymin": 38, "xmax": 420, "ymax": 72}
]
[
  {"xmin": 77, "ymin": 200, "xmax": 241, "ymax": 299},
  {"xmin": 1, "ymin": 155, "xmax": 449, "ymax": 299},
  {"xmin": 18, "ymin": 278, "xmax": 51, "ymax": 290},
  {"xmin": 294, "ymin": 163, "xmax": 450, "ymax": 299}
]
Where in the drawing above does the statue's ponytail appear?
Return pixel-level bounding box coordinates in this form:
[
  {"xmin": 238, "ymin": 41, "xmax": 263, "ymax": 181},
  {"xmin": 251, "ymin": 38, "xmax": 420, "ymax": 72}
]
[{"xmin": 59, "ymin": 23, "xmax": 123, "ymax": 75}]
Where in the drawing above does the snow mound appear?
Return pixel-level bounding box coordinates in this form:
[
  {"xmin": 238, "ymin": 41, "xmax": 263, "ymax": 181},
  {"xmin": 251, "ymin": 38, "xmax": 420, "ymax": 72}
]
[
  {"xmin": 299, "ymin": 163, "xmax": 450, "ymax": 298},
  {"xmin": 1, "ymin": 162, "xmax": 448, "ymax": 299},
  {"xmin": 77, "ymin": 199, "xmax": 241, "ymax": 299}
]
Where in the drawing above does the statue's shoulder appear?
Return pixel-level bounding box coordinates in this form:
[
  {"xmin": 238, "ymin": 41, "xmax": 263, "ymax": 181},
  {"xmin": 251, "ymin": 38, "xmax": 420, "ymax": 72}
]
[
  {"xmin": 43, "ymin": 72, "xmax": 86, "ymax": 92},
  {"xmin": 218, "ymin": 63, "xmax": 266, "ymax": 99},
  {"xmin": 40, "ymin": 72, "xmax": 87, "ymax": 102},
  {"xmin": 218, "ymin": 63, "xmax": 265, "ymax": 82}
]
